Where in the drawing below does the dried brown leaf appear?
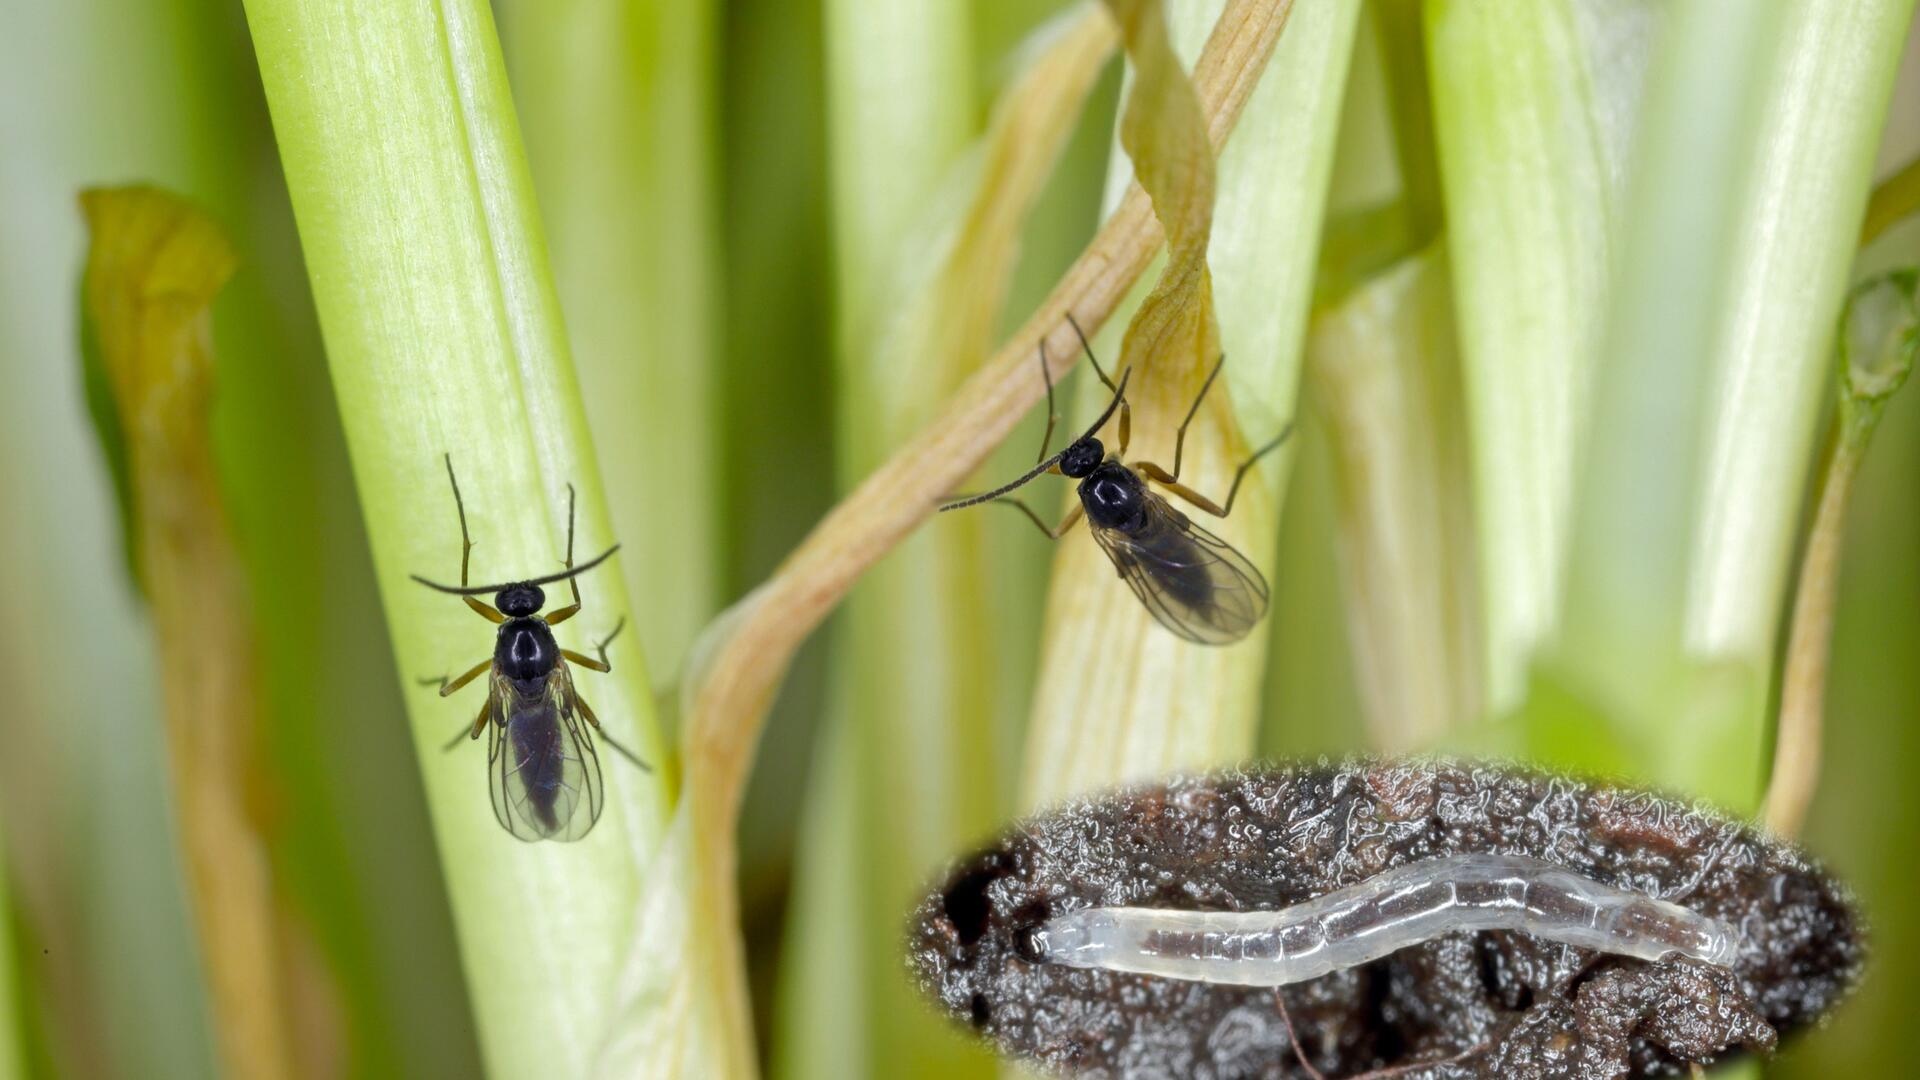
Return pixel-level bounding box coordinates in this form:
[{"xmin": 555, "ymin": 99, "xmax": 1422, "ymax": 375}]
[
  {"xmin": 79, "ymin": 186, "xmax": 296, "ymax": 1080},
  {"xmin": 632, "ymin": 1, "xmax": 1298, "ymax": 1072}
]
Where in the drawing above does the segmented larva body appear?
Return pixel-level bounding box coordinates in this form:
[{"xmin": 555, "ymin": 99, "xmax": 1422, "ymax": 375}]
[{"xmin": 1034, "ymin": 854, "xmax": 1739, "ymax": 987}]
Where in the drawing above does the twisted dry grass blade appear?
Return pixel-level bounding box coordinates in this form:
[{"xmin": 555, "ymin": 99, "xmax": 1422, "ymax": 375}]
[{"xmin": 622, "ymin": 3, "xmax": 1299, "ymax": 1072}]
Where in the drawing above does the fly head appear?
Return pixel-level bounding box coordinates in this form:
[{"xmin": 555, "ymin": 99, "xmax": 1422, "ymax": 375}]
[{"xmin": 496, "ymin": 583, "xmax": 545, "ymax": 618}]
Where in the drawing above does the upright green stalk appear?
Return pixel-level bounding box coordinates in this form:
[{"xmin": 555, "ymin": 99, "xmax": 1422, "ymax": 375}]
[
  {"xmin": 1548, "ymin": 0, "xmax": 1913, "ymax": 808},
  {"xmin": 1306, "ymin": 246, "xmax": 1481, "ymax": 750},
  {"xmin": 497, "ymin": 0, "xmax": 721, "ymax": 676},
  {"xmin": 1425, "ymin": 0, "xmax": 1654, "ymax": 717},
  {"xmin": 1543, "ymin": 0, "xmax": 1781, "ymax": 792},
  {"xmin": 824, "ymin": 0, "xmax": 974, "ymax": 368},
  {"xmin": 1679, "ymin": 0, "xmax": 1918, "ymax": 728},
  {"xmin": 787, "ymin": 2, "xmax": 976, "ymax": 1077},
  {"xmin": 782, "ymin": 8, "xmax": 1123, "ymax": 1077},
  {"xmin": 240, "ymin": 1, "xmax": 675, "ymax": 1073}
]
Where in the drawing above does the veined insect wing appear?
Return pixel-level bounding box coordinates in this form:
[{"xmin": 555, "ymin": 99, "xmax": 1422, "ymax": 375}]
[
  {"xmin": 487, "ymin": 666, "xmax": 606, "ymax": 843},
  {"xmin": 1088, "ymin": 490, "xmax": 1269, "ymax": 645}
]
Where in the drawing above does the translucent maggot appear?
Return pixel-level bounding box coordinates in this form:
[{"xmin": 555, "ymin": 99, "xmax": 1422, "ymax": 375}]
[
  {"xmin": 908, "ymin": 760, "xmax": 1862, "ymax": 1078},
  {"xmin": 1031, "ymin": 853, "xmax": 1741, "ymax": 987}
]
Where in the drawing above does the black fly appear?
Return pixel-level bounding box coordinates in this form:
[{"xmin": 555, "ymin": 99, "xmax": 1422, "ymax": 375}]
[
  {"xmin": 413, "ymin": 456, "xmax": 649, "ymax": 842},
  {"xmin": 941, "ymin": 317, "xmax": 1290, "ymax": 645}
]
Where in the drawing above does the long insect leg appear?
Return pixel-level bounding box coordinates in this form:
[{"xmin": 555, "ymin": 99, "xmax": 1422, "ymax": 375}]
[
  {"xmin": 441, "ymin": 454, "xmax": 506, "ymax": 623},
  {"xmin": 1167, "ymin": 353, "xmax": 1227, "ymax": 481},
  {"xmin": 419, "ymin": 656, "xmax": 492, "ymax": 698},
  {"xmin": 561, "ymin": 615, "xmax": 625, "ymax": 673},
  {"xmin": 443, "ymin": 693, "xmax": 492, "ymax": 751},
  {"xmin": 995, "ymin": 499, "xmax": 1085, "ymax": 540},
  {"xmin": 1136, "ymin": 421, "xmax": 1293, "ymax": 520},
  {"xmin": 577, "ymin": 694, "xmax": 652, "ymax": 772},
  {"xmin": 545, "ymin": 483, "xmax": 588, "ymax": 625},
  {"xmin": 1034, "ymin": 340, "xmax": 1060, "ymax": 464},
  {"xmin": 1066, "ymin": 313, "xmax": 1130, "ymax": 456}
]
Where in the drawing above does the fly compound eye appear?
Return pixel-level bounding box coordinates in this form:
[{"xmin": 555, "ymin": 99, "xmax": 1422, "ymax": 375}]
[
  {"xmin": 496, "ymin": 584, "xmax": 544, "ymax": 617},
  {"xmin": 1059, "ymin": 439, "xmax": 1103, "ymax": 478}
]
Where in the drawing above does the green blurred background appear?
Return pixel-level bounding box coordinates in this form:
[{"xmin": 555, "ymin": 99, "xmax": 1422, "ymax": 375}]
[{"xmin": 0, "ymin": 1, "xmax": 1915, "ymax": 1077}]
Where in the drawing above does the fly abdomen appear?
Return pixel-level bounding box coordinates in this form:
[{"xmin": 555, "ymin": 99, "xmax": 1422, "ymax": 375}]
[
  {"xmin": 1127, "ymin": 511, "xmax": 1215, "ymax": 609},
  {"xmin": 506, "ymin": 695, "xmax": 570, "ymax": 832}
]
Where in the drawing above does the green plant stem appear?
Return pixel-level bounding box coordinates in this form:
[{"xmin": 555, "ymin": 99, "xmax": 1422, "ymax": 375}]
[
  {"xmin": 239, "ymin": 1, "xmax": 675, "ymax": 1074},
  {"xmin": 1545, "ymin": 0, "xmax": 1785, "ymax": 801},
  {"xmin": 786, "ymin": 2, "xmax": 981, "ymax": 1077},
  {"xmin": 1307, "ymin": 245, "xmax": 1480, "ymax": 751},
  {"xmin": 784, "ymin": 9, "xmax": 1128, "ymax": 1077},
  {"xmin": 1684, "ymin": 0, "xmax": 1918, "ymax": 681},
  {"xmin": 1368, "ymin": 0, "xmax": 1441, "ymax": 242},
  {"xmin": 1424, "ymin": 0, "xmax": 1653, "ymax": 717},
  {"xmin": 1551, "ymin": 0, "xmax": 1914, "ymax": 811},
  {"xmin": 497, "ymin": 0, "xmax": 721, "ymax": 677},
  {"xmin": 824, "ymin": 0, "xmax": 974, "ymax": 369}
]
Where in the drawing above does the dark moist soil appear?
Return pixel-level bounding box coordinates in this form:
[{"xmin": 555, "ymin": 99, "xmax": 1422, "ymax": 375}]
[{"xmin": 906, "ymin": 760, "xmax": 1863, "ymax": 1079}]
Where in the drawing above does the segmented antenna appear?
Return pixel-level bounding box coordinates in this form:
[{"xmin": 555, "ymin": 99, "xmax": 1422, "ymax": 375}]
[
  {"xmin": 940, "ymin": 367, "xmax": 1131, "ymax": 513},
  {"xmin": 412, "ymin": 544, "xmax": 621, "ymax": 596}
]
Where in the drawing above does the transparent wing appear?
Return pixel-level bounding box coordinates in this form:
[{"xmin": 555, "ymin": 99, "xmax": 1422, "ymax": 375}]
[
  {"xmin": 1089, "ymin": 490, "xmax": 1270, "ymax": 645},
  {"xmin": 487, "ymin": 670, "xmax": 606, "ymax": 842}
]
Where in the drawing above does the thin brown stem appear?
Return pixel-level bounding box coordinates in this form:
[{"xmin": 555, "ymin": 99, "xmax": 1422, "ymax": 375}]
[
  {"xmin": 1861, "ymin": 152, "xmax": 1920, "ymax": 246},
  {"xmin": 1763, "ymin": 269, "xmax": 1918, "ymax": 835},
  {"xmin": 1762, "ymin": 434, "xmax": 1860, "ymax": 836}
]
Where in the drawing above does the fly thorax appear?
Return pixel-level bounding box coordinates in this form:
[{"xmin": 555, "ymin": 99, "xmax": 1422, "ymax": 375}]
[
  {"xmin": 1080, "ymin": 463, "xmax": 1147, "ymax": 533},
  {"xmin": 497, "ymin": 618, "xmax": 558, "ymax": 681}
]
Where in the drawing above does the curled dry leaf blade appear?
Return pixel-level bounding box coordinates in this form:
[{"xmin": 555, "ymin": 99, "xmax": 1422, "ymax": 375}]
[
  {"xmin": 644, "ymin": 1, "xmax": 1301, "ymax": 1074},
  {"xmin": 79, "ymin": 185, "xmax": 300, "ymax": 1080},
  {"xmin": 778, "ymin": 8, "xmax": 1120, "ymax": 1079}
]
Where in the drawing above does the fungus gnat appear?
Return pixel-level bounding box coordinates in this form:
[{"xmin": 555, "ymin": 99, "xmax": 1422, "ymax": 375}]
[
  {"xmin": 909, "ymin": 760, "xmax": 1863, "ymax": 1078},
  {"xmin": 940, "ymin": 317, "xmax": 1290, "ymax": 645},
  {"xmin": 412, "ymin": 455, "xmax": 649, "ymax": 842}
]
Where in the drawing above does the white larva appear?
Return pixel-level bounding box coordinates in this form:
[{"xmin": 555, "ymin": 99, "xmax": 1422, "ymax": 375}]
[{"xmin": 1032, "ymin": 854, "xmax": 1740, "ymax": 987}]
